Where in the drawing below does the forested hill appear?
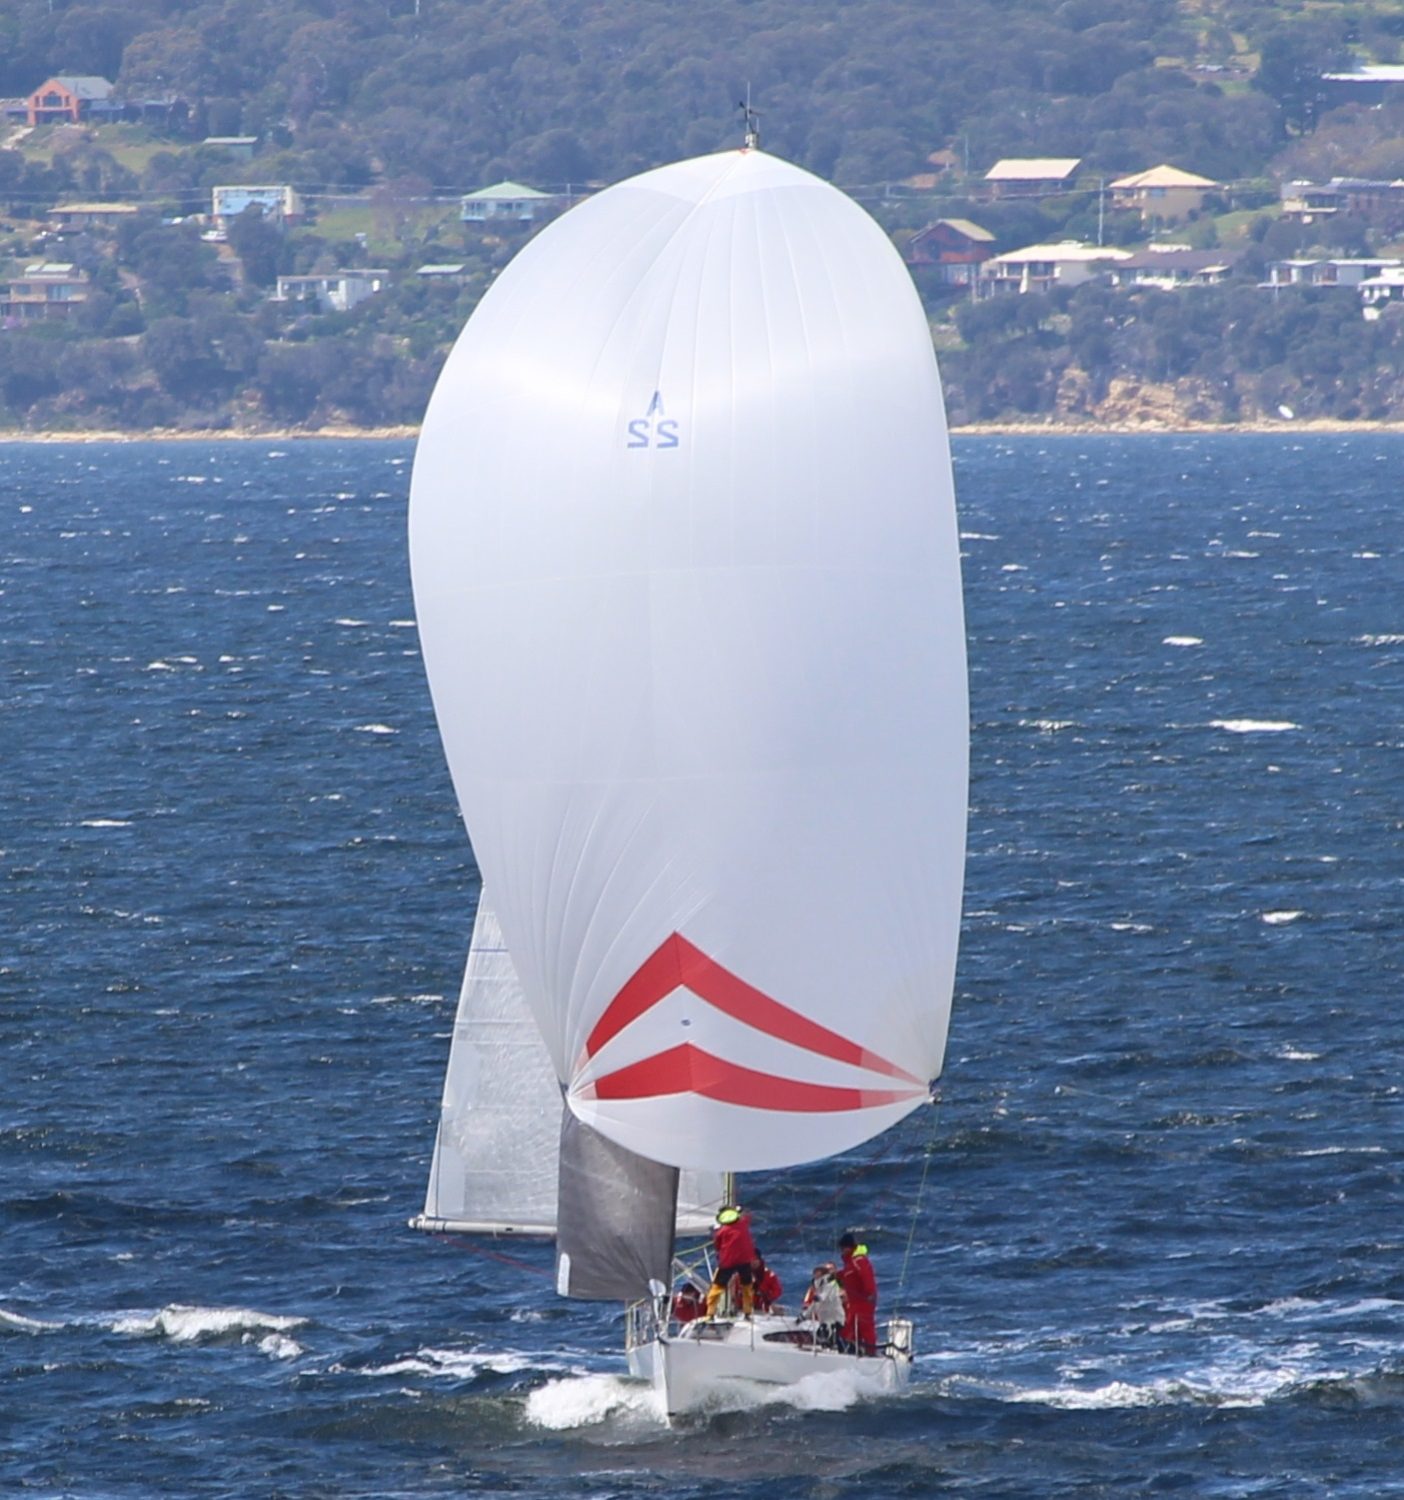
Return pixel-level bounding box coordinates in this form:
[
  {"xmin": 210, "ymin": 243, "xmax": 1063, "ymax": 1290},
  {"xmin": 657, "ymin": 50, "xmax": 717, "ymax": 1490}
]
[
  {"xmin": 7, "ymin": 0, "xmax": 1404, "ymax": 432},
  {"xmin": 0, "ymin": 0, "xmax": 1362, "ymax": 198}
]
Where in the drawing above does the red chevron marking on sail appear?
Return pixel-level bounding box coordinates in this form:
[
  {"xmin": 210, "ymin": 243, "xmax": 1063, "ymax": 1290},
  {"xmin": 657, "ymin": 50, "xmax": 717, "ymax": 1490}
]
[
  {"xmin": 583, "ymin": 1043, "xmax": 923, "ymax": 1113},
  {"xmin": 581, "ymin": 932, "xmax": 921, "ymax": 1086}
]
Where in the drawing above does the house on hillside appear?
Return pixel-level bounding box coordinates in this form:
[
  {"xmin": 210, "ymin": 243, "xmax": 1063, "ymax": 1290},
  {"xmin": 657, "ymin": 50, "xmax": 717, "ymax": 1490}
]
[
  {"xmin": 983, "ymin": 158, "xmax": 1081, "ymax": 199},
  {"xmin": 460, "ymin": 181, "xmax": 557, "ymax": 224},
  {"xmin": 203, "ymin": 136, "xmax": 258, "ymax": 160},
  {"xmin": 48, "ymin": 202, "xmax": 140, "ymax": 233},
  {"xmin": 1279, "ymin": 177, "xmax": 1404, "ymax": 233},
  {"xmin": 1280, "ymin": 181, "xmax": 1344, "ymax": 222},
  {"xmin": 212, "ymin": 185, "xmax": 305, "ymax": 227},
  {"xmin": 1359, "ymin": 266, "xmax": 1404, "ymax": 306},
  {"xmin": 1108, "ymin": 245, "xmax": 1238, "ymax": 289},
  {"xmin": 25, "ymin": 75, "xmax": 119, "ymax": 126},
  {"xmin": 904, "ymin": 219, "xmax": 995, "ymax": 285},
  {"xmin": 1264, "ymin": 257, "xmax": 1402, "ymax": 290},
  {"xmin": 1109, "ymin": 165, "xmax": 1221, "ymax": 224},
  {"xmin": 979, "ymin": 240, "xmax": 1129, "ymax": 296},
  {"xmin": 1, "ymin": 262, "xmax": 90, "ymax": 324},
  {"xmin": 1320, "ymin": 64, "xmax": 1404, "ymax": 106},
  {"xmin": 272, "ymin": 269, "xmax": 388, "ymax": 313}
]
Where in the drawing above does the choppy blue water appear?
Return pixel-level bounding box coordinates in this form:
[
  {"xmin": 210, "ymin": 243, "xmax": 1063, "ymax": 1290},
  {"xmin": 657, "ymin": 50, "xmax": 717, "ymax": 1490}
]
[{"xmin": 3, "ymin": 433, "xmax": 1403, "ymax": 1497}]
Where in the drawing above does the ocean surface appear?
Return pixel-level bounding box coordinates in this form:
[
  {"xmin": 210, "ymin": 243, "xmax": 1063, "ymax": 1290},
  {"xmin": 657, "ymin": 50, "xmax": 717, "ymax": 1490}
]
[{"xmin": 3, "ymin": 433, "xmax": 1403, "ymax": 1498}]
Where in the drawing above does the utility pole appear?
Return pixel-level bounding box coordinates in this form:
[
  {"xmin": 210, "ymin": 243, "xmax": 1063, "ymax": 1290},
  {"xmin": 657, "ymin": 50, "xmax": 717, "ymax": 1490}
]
[{"xmin": 1097, "ymin": 177, "xmax": 1105, "ymax": 247}]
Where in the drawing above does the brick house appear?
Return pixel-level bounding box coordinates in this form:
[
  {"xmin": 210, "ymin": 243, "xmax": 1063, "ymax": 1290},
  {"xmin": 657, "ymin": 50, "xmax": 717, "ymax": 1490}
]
[
  {"xmin": 26, "ymin": 75, "xmax": 118, "ymax": 126},
  {"xmin": 904, "ymin": 219, "xmax": 996, "ymax": 285}
]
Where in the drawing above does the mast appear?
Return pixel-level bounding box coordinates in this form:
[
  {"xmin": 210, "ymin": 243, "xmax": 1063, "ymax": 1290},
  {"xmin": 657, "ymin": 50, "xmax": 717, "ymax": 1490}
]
[{"xmin": 739, "ymin": 91, "xmax": 760, "ymax": 150}]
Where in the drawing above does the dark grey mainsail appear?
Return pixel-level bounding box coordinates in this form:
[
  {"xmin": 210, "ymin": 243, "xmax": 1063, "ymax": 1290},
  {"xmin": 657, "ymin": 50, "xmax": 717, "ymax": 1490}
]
[{"xmin": 554, "ymin": 1111, "xmax": 678, "ymax": 1300}]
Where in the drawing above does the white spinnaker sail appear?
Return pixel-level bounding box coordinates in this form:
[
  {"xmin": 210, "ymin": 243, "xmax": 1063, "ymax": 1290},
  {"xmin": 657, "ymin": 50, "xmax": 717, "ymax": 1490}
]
[
  {"xmin": 417, "ymin": 894, "xmax": 724, "ymax": 1235},
  {"xmin": 410, "ymin": 150, "xmax": 967, "ymax": 1174}
]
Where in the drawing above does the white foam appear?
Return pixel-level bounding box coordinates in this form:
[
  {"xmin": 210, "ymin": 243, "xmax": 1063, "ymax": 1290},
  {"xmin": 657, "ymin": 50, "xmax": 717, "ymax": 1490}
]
[
  {"xmin": 1210, "ymin": 719, "xmax": 1299, "ymax": 734},
  {"xmin": 1262, "ymin": 910, "xmax": 1304, "ymax": 925},
  {"xmin": 111, "ymin": 1304, "xmax": 306, "ymax": 1348},
  {"xmin": 1163, "ymin": 636, "xmax": 1203, "ymax": 647},
  {"xmin": 255, "ymin": 1332, "xmax": 305, "ymax": 1360},
  {"xmin": 0, "ymin": 1307, "xmax": 62, "ymax": 1333},
  {"xmin": 524, "ymin": 1372, "xmax": 665, "ymax": 1429},
  {"xmin": 1275, "ymin": 1046, "xmax": 1320, "ymax": 1061},
  {"xmin": 355, "ymin": 724, "xmax": 397, "ymax": 735},
  {"xmin": 358, "ymin": 1347, "xmax": 537, "ymax": 1379},
  {"xmin": 335, "ymin": 618, "xmax": 369, "ymax": 627},
  {"xmin": 1358, "ymin": 634, "xmax": 1404, "ymax": 646},
  {"xmin": 754, "ymin": 1364, "xmax": 893, "ymax": 1412},
  {"xmin": 80, "ymin": 819, "xmax": 131, "ymax": 829}
]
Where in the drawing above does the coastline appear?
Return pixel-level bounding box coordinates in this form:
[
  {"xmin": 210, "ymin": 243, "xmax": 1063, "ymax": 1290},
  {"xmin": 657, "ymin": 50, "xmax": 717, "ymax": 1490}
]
[{"xmin": 2, "ymin": 417, "xmax": 1403, "ymax": 442}]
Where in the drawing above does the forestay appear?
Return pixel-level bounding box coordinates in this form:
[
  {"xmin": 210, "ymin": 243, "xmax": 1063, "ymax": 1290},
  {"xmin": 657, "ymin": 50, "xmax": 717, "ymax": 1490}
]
[{"xmin": 410, "ymin": 149, "xmax": 967, "ymax": 1174}]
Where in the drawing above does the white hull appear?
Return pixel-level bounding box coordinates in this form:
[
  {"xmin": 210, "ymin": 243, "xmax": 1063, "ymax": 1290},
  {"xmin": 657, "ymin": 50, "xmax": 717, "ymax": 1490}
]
[{"xmin": 626, "ymin": 1309, "xmax": 913, "ymax": 1418}]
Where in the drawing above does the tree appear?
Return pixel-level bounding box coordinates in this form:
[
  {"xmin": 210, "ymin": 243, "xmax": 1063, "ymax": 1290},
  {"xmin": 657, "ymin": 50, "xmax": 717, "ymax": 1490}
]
[{"xmin": 226, "ymin": 206, "xmax": 286, "ymax": 289}]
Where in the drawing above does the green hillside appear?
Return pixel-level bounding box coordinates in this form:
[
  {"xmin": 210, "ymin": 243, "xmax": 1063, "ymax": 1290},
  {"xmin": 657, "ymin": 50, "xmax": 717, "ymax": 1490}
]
[{"xmin": 4, "ymin": 0, "xmax": 1404, "ymax": 430}]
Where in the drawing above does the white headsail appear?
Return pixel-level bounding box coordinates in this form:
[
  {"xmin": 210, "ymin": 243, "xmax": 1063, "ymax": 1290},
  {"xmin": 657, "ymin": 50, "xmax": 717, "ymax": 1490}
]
[
  {"xmin": 410, "ymin": 149, "xmax": 966, "ymax": 1176},
  {"xmin": 415, "ymin": 893, "xmax": 724, "ymax": 1238}
]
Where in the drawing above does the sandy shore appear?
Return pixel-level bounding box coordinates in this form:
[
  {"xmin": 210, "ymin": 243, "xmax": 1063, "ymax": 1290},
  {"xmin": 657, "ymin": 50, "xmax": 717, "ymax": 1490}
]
[{"xmin": 2, "ymin": 418, "xmax": 1403, "ymax": 442}]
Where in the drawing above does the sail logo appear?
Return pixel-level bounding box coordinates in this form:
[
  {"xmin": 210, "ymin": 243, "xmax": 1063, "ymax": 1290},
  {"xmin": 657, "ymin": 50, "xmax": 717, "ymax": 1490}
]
[
  {"xmin": 626, "ymin": 391, "xmax": 680, "ymax": 450},
  {"xmin": 573, "ymin": 933, "xmax": 926, "ymax": 1114}
]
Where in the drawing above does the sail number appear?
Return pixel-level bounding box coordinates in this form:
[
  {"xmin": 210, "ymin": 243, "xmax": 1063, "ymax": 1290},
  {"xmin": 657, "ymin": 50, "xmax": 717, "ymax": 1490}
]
[
  {"xmin": 626, "ymin": 417, "xmax": 680, "ymax": 449},
  {"xmin": 627, "ymin": 391, "xmax": 680, "ymax": 450}
]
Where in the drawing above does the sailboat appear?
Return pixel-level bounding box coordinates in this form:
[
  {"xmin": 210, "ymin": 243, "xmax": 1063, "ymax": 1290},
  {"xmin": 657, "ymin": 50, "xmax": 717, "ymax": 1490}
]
[{"xmin": 407, "ymin": 129, "xmax": 967, "ymax": 1416}]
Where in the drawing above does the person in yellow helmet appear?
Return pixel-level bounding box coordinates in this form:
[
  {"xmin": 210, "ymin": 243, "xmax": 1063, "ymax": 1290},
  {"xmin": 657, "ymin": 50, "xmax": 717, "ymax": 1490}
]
[
  {"xmin": 705, "ymin": 1204, "xmax": 760, "ymax": 1318},
  {"xmin": 836, "ymin": 1230, "xmax": 877, "ymax": 1354}
]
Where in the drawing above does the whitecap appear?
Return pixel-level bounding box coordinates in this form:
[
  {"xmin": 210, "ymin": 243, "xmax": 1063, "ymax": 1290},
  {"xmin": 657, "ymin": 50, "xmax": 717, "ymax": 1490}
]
[
  {"xmin": 1275, "ymin": 1046, "xmax": 1320, "ymax": 1061},
  {"xmin": 1000, "ymin": 563, "xmax": 1028, "ymax": 572},
  {"xmin": 144, "ymin": 661, "xmax": 176, "ymax": 672},
  {"xmin": 80, "ymin": 819, "xmax": 131, "ymax": 829},
  {"xmin": 1357, "ymin": 634, "xmax": 1404, "ymax": 646},
  {"xmin": 359, "ymin": 1347, "xmax": 538, "ymax": 1380},
  {"xmin": 335, "ymin": 618, "xmax": 369, "ymax": 627},
  {"xmin": 1210, "ymin": 719, "xmax": 1298, "ymax": 734},
  {"xmin": 1163, "ymin": 636, "xmax": 1203, "ymax": 647},
  {"xmin": 111, "ymin": 1304, "xmax": 306, "ymax": 1346},
  {"xmin": 355, "ymin": 724, "xmax": 397, "ymax": 735},
  {"xmin": 1261, "ymin": 911, "xmax": 1304, "ymax": 925},
  {"xmin": 0, "ymin": 1307, "xmax": 63, "ymax": 1333}
]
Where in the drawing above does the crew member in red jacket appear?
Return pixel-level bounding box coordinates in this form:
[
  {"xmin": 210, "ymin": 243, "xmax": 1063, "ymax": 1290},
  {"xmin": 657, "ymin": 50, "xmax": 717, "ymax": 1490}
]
[
  {"xmin": 706, "ymin": 1205, "xmax": 760, "ymax": 1318},
  {"xmin": 753, "ymin": 1256, "xmax": 783, "ymax": 1313},
  {"xmin": 836, "ymin": 1230, "xmax": 878, "ymax": 1354}
]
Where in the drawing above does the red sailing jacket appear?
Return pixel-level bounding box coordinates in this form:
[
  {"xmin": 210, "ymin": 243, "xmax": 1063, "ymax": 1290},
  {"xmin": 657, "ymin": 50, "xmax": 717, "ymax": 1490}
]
[
  {"xmin": 713, "ymin": 1213, "xmax": 758, "ymax": 1267},
  {"xmin": 838, "ymin": 1248, "xmax": 877, "ymax": 1311}
]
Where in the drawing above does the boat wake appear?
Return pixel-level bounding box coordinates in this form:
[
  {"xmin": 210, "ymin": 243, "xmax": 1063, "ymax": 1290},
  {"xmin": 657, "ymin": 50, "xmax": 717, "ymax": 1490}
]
[{"xmin": 524, "ymin": 1371, "xmax": 666, "ymax": 1430}]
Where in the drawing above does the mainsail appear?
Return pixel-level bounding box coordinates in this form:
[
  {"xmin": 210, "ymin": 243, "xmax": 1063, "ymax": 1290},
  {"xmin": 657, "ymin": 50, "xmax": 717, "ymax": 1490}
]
[
  {"xmin": 410, "ymin": 148, "xmax": 966, "ymax": 1180},
  {"xmin": 414, "ymin": 894, "xmax": 723, "ymax": 1238}
]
